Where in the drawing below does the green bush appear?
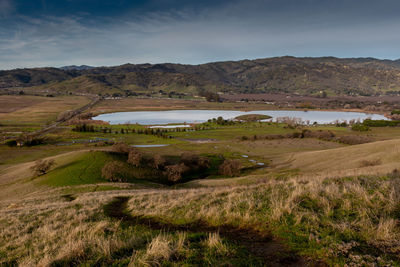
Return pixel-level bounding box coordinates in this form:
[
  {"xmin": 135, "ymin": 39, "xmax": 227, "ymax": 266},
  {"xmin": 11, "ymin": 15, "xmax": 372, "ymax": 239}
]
[
  {"xmin": 362, "ymin": 119, "xmax": 400, "ymax": 127},
  {"xmin": 351, "ymin": 124, "xmax": 370, "ymax": 132},
  {"xmin": 5, "ymin": 139, "xmax": 17, "ymax": 147}
]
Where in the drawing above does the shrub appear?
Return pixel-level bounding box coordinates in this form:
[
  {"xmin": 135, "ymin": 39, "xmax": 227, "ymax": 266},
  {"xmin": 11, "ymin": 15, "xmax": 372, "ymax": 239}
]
[
  {"xmin": 276, "ymin": 116, "xmax": 303, "ymax": 128},
  {"xmin": 101, "ymin": 161, "xmax": 126, "ymax": 182},
  {"xmin": 152, "ymin": 154, "xmax": 166, "ymax": 169},
  {"xmin": 218, "ymin": 159, "xmax": 241, "ymax": 177},
  {"xmin": 181, "ymin": 152, "xmax": 210, "ymax": 170},
  {"xmin": 31, "ymin": 159, "xmax": 56, "ymax": 176},
  {"xmin": 363, "ymin": 119, "xmax": 400, "ymax": 127},
  {"xmin": 112, "ymin": 142, "xmax": 130, "ymax": 154},
  {"xmin": 335, "ymin": 135, "xmax": 373, "ymax": 145},
  {"xmin": 197, "ymin": 156, "xmax": 211, "ymax": 169},
  {"xmin": 127, "ymin": 149, "xmax": 143, "ymax": 167},
  {"xmin": 5, "ymin": 139, "xmax": 17, "ymax": 147},
  {"xmin": 181, "ymin": 152, "xmax": 199, "ymax": 166},
  {"xmin": 163, "ymin": 163, "xmax": 189, "ymax": 183},
  {"xmin": 351, "ymin": 124, "xmax": 370, "ymax": 132},
  {"xmin": 359, "ymin": 159, "xmax": 382, "ymax": 167}
]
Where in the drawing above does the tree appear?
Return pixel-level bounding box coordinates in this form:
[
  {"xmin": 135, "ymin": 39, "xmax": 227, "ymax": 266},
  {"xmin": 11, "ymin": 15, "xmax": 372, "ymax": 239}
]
[
  {"xmin": 163, "ymin": 163, "xmax": 188, "ymax": 183},
  {"xmin": 101, "ymin": 161, "xmax": 126, "ymax": 182},
  {"xmin": 31, "ymin": 159, "xmax": 56, "ymax": 176},
  {"xmin": 181, "ymin": 152, "xmax": 199, "ymax": 166},
  {"xmin": 127, "ymin": 149, "xmax": 143, "ymax": 167},
  {"xmin": 218, "ymin": 159, "xmax": 241, "ymax": 177},
  {"xmin": 152, "ymin": 154, "xmax": 166, "ymax": 169},
  {"xmin": 112, "ymin": 142, "xmax": 130, "ymax": 154}
]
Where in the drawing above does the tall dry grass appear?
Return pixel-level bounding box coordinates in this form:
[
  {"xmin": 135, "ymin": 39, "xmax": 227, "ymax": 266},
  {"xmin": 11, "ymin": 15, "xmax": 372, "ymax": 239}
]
[{"xmin": 1, "ymin": 170, "xmax": 399, "ymax": 266}]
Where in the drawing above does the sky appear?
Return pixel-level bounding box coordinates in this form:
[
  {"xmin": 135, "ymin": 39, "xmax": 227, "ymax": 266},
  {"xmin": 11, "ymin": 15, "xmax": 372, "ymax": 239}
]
[{"xmin": 0, "ymin": 0, "xmax": 400, "ymax": 69}]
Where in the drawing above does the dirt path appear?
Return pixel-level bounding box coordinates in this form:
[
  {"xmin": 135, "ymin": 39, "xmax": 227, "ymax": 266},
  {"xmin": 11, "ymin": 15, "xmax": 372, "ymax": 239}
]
[
  {"xmin": 33, "ymin": 97, "xmax": 101, "ymax": 138},
  {"xmin": 104, "ymin": 196, "xmax": 321, "ymax": 267}
]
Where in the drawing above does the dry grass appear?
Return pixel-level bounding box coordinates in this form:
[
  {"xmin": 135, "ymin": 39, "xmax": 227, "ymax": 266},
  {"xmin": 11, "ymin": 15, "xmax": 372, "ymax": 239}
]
[
  {"xmin": 2, "ymin": 137, "xmax": 400, "ymax": 265},
  {"xmin": 0, "ymin": 95, "xmax": 91, "ymax": 126},
  {"xmin": 1, "ymin": 171, "xmax": 399, "ymax": 265},
  {"xmin": 130, "ymin": 232, "xmax": 188, "ymax": 266},
  {"xmin": 203, "ymin": 232, "xmax": 230, "ymax": 256},
  {"xmin": 281, "ymin": 138, "xmax": 400, "ymax": 177},
  {"xmin": 359, "ymin": 158, "xmax": 382, "ymax": 167},
  {"xmin": 125, "ymin": 174, "xmax": 400, "ymax": 265}
]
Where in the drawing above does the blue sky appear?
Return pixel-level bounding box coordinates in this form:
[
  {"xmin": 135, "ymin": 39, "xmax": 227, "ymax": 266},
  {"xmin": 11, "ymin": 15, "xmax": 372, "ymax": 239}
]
[{"xmin": 1, "ymin": 0, "xmax": 400, "ymax": 69}]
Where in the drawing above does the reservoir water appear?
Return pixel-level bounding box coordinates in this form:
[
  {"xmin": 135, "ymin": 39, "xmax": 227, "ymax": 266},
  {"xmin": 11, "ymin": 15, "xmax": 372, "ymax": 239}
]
[{"xmin": 93, "ymin": 110, "xmax": 388, "ymax": 125}]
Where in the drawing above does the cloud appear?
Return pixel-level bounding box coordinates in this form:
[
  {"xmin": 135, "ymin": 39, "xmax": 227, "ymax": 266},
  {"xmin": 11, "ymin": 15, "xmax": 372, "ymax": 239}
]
[
  {"xmin": 1, "ymin": 0, "xmax": 400, "ymax": 69},
  {"xmin": 0, "ymin": 0, "xmax": 14, "ymax": 17}
]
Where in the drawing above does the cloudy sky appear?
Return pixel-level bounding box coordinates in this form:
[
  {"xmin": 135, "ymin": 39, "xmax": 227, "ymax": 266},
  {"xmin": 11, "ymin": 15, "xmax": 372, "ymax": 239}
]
[{"xmin": 0, "ymin": 0, "xmax": 400, "ymax": 69}]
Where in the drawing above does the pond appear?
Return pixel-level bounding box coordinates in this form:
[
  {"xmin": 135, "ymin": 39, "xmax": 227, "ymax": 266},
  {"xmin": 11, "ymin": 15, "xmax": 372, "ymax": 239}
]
[{"xmin": 93, "ymin": 109, "xmax": 388, "ymax": 125}]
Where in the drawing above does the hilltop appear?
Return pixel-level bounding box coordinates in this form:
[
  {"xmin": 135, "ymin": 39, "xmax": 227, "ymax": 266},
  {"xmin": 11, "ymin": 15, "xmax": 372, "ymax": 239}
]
[{"xmin": 2, "ymin": 56, "xmax": 400, "ymax": 96}]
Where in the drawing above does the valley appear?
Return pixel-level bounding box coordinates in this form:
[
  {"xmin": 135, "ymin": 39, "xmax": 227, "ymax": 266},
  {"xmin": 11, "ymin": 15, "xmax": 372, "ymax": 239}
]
[{"xmin": 1, "ymin": 92, "xmax": 400, "ymax": 266}]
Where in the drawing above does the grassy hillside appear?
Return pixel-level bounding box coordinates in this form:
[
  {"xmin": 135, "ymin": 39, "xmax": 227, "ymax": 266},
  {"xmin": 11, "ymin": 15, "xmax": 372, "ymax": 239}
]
[
  {"xmin": 2, "ymin": 99, "xmax": 400, "ymax": 265},
  {"xmin": 284, "ymin": 139, "xmax": 400, "ymax": 178},
  {"xmin": 3, "ymin": 56, "xmax": 400, "ymax": 96}
]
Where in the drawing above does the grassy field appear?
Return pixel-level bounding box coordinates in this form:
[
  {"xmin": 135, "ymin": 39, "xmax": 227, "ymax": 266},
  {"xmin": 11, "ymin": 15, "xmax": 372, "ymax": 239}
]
[
  {"xmin": 2, "ymin": 96, "xmax": 400, "ymax": 266},
  {"xmin": 90, "ymin": 97, "xmax": 279, "ymax": 114},
  {"xmin": 0, "ymin": 95, "xmax": 91, "ymax": 138}
]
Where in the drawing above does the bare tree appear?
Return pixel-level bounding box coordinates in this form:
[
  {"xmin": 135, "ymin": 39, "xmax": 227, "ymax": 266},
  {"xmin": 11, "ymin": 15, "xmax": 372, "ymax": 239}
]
[
  {"xmin": 112, "ymin": 142, "xmax": 130, "ymax": 154},
  {"xmin": 163, "ymin": 163, "xmax": 188, "ymax": 183},
  {"xmin": 127, "ymin": 149, "xmax": 143, "ymax": 167},
  {"xmin": 31, "ymin": 159, "xmax": 56, "ymax": 176},
  {"xmin": 218, "ymin": 159, "xmax": 241, "ymax": 177},
  {"xmin": 101, "ymin": 161, "xmax": 126, "ymax": 182},
  {"xmin": 152, "ymin": 154, "xmax": 166, "ymax": 169},
  {"xmin": 181, "ymin": 152, "xmax": 199, "ymax": 166}
]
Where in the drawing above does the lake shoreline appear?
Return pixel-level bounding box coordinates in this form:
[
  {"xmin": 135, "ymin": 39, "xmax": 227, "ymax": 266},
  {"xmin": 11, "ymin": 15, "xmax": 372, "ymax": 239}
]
[{"xmin": 93, "ymin": 109, "xmax": 388, "ymax": 125}]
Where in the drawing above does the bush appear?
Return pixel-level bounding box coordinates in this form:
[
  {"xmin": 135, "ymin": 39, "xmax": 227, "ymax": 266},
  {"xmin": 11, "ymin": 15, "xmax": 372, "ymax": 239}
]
[
  {"xmin": 351, "ymin": 124, "xmax": 370, "ymax": 132},
  {"xmin": 181, "ymin": 152, "xmax": 210, "ymax": 170},
  {"xmin": 362, "ymin": 119, "xmax": 400, "ymax": 127},
  {"xmin": 5, "ymin": 139, "xmax": 17, "ymax": 147},
  {"xmin": 359, "ymin": 159, "xmax": 382, "ymax": 167},
  {"xmin": 127, "ymin": 149, "xmax": 143, "ymax": 167},
  {"xmin": 152, "ymin": 154, "xmax": 166, "ymax": 169},
  {"xmin": 163, "ymin": 163, "xmax": 189, "ymax": 183},
  {"xmin": 101, "ymin": 161, "xmax": 126, "ymax": 182},
  {"xmin": 112, "ymin": 142, "xmax": 130, "ymax": 154},
  {"xmin": 181, "ymin": 152, "xmax": 199, "ymax": 166},
  {"xmin": 31, "ymin": 159, "xmax": 56, "ymax": 176},
  {"xmin": 218, "ymin": 159, "xmax": 241, "ymax": 177},
  {"xmin": 335, "ymin": 135, "xmax": 373, "ymax": 145}
]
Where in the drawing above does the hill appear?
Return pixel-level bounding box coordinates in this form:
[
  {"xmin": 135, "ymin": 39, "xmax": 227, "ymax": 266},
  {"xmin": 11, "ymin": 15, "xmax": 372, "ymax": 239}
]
[{"xmin": 2, "ymin": 56, "xmax": 400, "ymax": 96}]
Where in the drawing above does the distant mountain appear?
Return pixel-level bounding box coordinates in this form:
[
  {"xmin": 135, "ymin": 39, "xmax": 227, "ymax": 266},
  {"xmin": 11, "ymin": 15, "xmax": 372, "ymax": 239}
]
[
  {"xmin": 60, "ymin": 65, "xmax": 94, "ymax": 71},
  {"xmin": 2, "ymin": 57, "xmax": 400, "ymax": 96}
]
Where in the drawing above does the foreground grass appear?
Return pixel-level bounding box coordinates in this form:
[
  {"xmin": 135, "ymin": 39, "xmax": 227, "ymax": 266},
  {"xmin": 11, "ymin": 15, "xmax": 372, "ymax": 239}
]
[
  {"xmin": 0, "ymin": 192, "xmax": 264, "ymax": 266},
  {"xmin": 1, "ymin": 172, "xmax": 399, "ymax": 266},
  {"xmin": 126, "ymin": 174, "xmax": 400, "ymax": 266}
]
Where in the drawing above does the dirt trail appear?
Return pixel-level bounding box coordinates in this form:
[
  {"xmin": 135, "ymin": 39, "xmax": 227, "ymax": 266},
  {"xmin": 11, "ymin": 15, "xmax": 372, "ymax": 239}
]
[{"xmin": 104, "ymin": 196, "xmax": 322, "ymax": 267}]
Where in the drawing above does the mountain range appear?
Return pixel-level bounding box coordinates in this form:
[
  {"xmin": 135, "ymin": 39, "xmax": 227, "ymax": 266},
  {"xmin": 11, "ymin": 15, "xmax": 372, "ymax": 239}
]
[{"xmin": 2, "ymin": 56, "xmax": 400, "ymax": 96}]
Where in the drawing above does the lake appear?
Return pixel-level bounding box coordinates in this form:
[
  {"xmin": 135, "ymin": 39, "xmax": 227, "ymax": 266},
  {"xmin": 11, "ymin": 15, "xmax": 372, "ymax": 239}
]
[{"xmin": 93, "ymin": 109, "xmax": 388, "ymax": 125}]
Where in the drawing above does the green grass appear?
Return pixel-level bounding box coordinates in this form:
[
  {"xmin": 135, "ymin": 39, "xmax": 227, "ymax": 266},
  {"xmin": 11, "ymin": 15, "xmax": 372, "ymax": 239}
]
[{"xmin": 38, "ymin": 151, "xmax": 113, "ymax": 186}]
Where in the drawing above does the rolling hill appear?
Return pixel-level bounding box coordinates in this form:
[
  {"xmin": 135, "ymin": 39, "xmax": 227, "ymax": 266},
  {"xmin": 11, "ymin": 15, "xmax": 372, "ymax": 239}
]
[{"xmin": 2, "ymin": 56, "xmax": 400, "ymax": 96}]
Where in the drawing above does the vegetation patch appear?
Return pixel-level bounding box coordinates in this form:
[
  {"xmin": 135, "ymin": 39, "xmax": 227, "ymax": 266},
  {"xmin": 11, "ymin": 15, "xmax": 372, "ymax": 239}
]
[
  {"xmin": 39, "ymin": 151, "xmax": 114, "ymax": 186},
  {"xmin": 235, "ymin": 114, "xmax": 272, "ymax": 122}
]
